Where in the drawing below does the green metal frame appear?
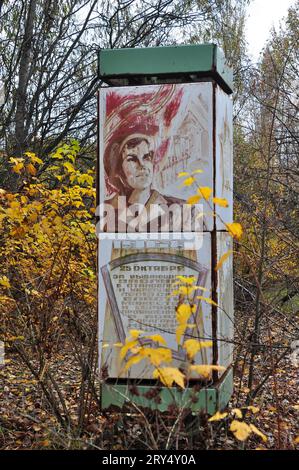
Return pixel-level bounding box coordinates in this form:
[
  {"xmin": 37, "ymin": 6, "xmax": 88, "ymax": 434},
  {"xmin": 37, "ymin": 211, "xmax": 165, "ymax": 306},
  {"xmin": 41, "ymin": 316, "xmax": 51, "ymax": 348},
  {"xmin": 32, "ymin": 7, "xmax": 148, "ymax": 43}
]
[
  {"xmin": 101, "ymin": 368, "xmax": 233, "ymax": 414},
  {"xmin": 98, "ymin": 44, "xmax": 233, "ymax": 94}
]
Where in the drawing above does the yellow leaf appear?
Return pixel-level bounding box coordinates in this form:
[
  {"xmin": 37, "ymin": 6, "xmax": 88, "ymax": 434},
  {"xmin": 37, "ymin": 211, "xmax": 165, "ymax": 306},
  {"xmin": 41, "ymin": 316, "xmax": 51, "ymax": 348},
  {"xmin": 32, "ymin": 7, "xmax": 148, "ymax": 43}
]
[
  {"xmin": 187, "ymin": 194, "xmax": 201, "ymax": 205},
  {"xmin": 77, "ymin": 173, "xmax": 93, "ymax": 186},
  {"xmin": 52, "ymin": 152, "xmax": 63, "ymax": 159},
  {"xmin": 176, "ymin": 324, "xmax": 187, "ymax": 344},
  {"xmin": 26, "ymin": 163, "xmax": 37, "ymax": 175},
  {"xmin": 190, "ymin": 364, "xmax": 225, "ymax": 378},
  {"xmin": 183, "ymin": 285, "xmax": 197, "ymax": 296},
  {"xmin": 63, "ymin": 161, "xmax": 75, "ymax": 173},
  {"xmin": 176, "ymin": 323, "xmax": 196, "ymax": 344},
  {"xmin": 226, "ymin": 222, "xmax": 243, "ymax": 240},
  {"xmin": 25, "ymin": 152, "xmax": 43, "ymax": 164},
  {"xmin": 66, "ymin": 153, "xmax": 76, "ymax": 163},
  {"xmin": 196, "ymin": 295, "xmax": 218, "ymax": 307},
  {"xmin": 153, "ymin": 367, "xmax": 185, "ymax": 388},
  {"xmin": 208, "ymin": 411, "xmax": 228, "ymax": 422},
  {"xmin": 183, "ymin": 339, "xmax": 213, "ymax": 359},
  {"xmin": 213, "ymin": 197, "xmax": 229, "ymax": 207},
  {"xmin": 47, "ymin": 165, "xmax": 60, "ymax": 172},
  {"xmin": 9, "ymin": 200, "xmax": 20, "ymax": 209},
  {"xmin": 120, "ymin": 339, "xmax": 139, "ymax": 360},
  {"xmin": 176, "ymin": 304, "xmax": 193, "ymax": 324},
  {"xmin": 12, "ymin": 162, "xmax": 24, "ymax": 174},
  {"xmin": 192, "ymin": 169, "xmax": 203, "ymax": 174},
  {"xmin": 171, "ymin": 285, "xmax": 196, "ymax": 297},
  {"xmin": 247, "ymin": 406, "xmax": 260, "ymax": 414},
  {"xmin": 9, "ymin": 157, "xmax": 24, "ymax": 164},
  {"xmin": 198, "ymin": 187, "xmax": 212, "ymax": 200},
  {"xmin": 130, "ymin": 346, "xmax": 141, "ymax": 355},
  {"xmin": 176, "ymin": 275, "xmax": 196, "ymax": 285},
  {"xmin": 294, "ymin": 436, "xmax": 299, "ymax": 444},
  {"xmin": 7, "ymin": 335, "xmax": 24, "ymax": 341},
  {"xmin": 232, "ymin": 408, "xmax": 243, "ymax": 419},
  {"xmin": 147, "ymin": 334, "xmax": 167, "ymax": 346},
  {"xmin": 230, "ymin": 420, "xmax": 251, "ymax": 441},
  {"xmin": 140, "ymin": 347, "xmax": 172, "ymax": 366},
  {"xmin": 181, "ymin": 176, "xmax": 196, "ymax": 187},
  {"xmin": 124, "ymin": 354, "xmax": 144, "ymax": 371},
  {"xmin": 178, "ymin": 286, "xmax": 188, "ymax": 296},
  {"xmin": 215, "ymin": 250, "xmax": 233, "ymax": 270},
  {"xmin": 268, "ymin": 406, "xmax": 277, "ymax": 412},
  {"xmin": 249, "ymin": 424, "xmax": 267, "ymax": 442},
  {"xmin": 0, "ymin": 276, "xmax": 10, "ymax": 288},
  {"xmin": 177, "ymin": 171, "xmax": 189, "ymax": 177},
  {"xmin": 113, "ymin": 342, "xmax": 123, "ymax": 347},
  {"xmin": 129, "ymin": 329, "xmax": 143, "ymax": 339}
]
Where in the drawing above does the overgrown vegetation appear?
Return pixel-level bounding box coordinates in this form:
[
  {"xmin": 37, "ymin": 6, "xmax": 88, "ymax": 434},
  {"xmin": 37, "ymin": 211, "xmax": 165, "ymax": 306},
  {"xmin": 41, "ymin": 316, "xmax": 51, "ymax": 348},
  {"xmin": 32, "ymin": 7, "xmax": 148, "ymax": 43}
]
[{"xmin": 0, "ymin": 0, "xmax": 298, "ymax": 451}]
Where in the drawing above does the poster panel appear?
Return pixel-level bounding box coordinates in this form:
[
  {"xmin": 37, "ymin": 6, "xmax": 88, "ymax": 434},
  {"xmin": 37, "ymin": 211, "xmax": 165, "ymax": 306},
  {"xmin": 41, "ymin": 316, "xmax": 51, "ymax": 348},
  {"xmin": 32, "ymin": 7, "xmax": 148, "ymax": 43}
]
[
  {"xmin": 99, "ymin": 83, "xmax": 213, "ymax": 232},
  {"xmin": 99, "ymin": 233, "xmax": 212, "ymax": 380}
]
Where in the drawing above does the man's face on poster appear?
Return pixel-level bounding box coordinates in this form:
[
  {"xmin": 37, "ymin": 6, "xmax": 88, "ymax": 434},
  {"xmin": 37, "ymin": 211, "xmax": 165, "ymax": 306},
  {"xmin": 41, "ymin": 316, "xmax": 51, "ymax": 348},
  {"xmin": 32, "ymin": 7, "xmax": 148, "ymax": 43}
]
[{"xmin": 121, "ymin": 139, "xmax": 154, "ymax": 191}]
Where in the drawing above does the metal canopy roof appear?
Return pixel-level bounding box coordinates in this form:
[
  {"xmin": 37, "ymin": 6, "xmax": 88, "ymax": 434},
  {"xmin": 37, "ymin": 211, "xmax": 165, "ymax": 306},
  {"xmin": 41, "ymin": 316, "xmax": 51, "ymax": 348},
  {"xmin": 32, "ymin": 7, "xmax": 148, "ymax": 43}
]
[{"xmin": 98, "ymin": 44, "xmax": 233, "ymax": 94}]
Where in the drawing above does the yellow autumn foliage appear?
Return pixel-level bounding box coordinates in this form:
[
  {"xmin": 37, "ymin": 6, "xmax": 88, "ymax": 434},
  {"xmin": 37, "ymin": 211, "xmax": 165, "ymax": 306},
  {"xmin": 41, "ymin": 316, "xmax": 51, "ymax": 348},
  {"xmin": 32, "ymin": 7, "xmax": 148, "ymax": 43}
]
[
  {"xmin": 230, "ymin": 420, "xmax": 251, "ymax": 441},
  {"xmin": 183, "ymin": 339, "xmax": 213, "ymax": 359},
  {"xmin": 226, "ymin": 222, "xmax": 243, "ymax": 240},
  {"xmin": 0, "ymin": 142, "xmax": 96, "ymax": 354},
  {"xmin": 197, "ymin": 186, "xmax": 212, "ymax": 200},
  {"xmin": 153, "ymin": 367, "xmax": 185, "ymax": 388}
]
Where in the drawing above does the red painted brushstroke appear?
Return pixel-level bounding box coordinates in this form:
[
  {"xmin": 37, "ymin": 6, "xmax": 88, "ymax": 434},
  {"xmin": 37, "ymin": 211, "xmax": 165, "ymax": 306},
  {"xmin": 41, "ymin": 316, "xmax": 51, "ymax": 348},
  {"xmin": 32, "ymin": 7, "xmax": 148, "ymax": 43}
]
[
  {"xmin": 163, "ymin": 88, "xmax": 183, "ymax": 127},
  {"xmin": 154, "ymin": 138, "xmax": 170, "ymax": 166},
  {"xmin": 106, "ymin": 90, "xmax": 154, "ymax": 118},
  {"xmin": 107, "ymin": 115, "xmax": 159, "ymax": 145}
]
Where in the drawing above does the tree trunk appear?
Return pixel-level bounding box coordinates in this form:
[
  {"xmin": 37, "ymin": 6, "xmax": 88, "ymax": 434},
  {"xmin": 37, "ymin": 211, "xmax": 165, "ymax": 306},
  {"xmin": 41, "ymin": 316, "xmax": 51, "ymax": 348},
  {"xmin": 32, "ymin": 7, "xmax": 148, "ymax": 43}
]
[{"xmin": 15, "ymin": 0, "xmax": 37, "ymax": 156}]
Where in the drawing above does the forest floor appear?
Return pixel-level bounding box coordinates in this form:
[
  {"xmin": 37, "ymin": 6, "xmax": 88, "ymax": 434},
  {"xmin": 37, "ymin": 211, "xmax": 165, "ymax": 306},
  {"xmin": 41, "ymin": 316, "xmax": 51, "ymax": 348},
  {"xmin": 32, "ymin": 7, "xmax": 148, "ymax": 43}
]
[{"xmin": 0, "ymin": 340, "xmax": 298, "ymax": 450}]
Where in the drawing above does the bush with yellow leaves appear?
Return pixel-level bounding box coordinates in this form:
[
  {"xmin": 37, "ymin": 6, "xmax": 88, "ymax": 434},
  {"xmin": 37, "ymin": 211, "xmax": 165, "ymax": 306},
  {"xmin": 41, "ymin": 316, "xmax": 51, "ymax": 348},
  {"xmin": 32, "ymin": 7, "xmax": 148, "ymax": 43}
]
[{"xmin": 0, "ymin": 142, "xmax": 97, "ymax": 429}]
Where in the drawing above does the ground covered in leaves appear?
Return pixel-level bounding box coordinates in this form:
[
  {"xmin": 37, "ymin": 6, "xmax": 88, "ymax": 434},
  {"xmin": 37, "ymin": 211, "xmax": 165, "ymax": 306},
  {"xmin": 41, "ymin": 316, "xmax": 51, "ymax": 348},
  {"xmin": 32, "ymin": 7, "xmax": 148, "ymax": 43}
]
[{"xmin": 0, "ymin": 343, "xmax": 298, "ymax": 450}]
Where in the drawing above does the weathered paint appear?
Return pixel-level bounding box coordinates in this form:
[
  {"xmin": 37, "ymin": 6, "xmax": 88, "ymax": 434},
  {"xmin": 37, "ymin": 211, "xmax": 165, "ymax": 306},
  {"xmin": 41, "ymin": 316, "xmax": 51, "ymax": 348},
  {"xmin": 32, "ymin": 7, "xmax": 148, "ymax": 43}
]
[
  {"xmin": 101, "ymin": 382, "xmax": 217, "ymax": 413},
  {"xmin": 99, "ymin": 83, "xmax": 214, "ymax": 232},
  {"xmin": 217, "ymin": 232, "xmax": 234, "ymax": 372},
  {"xmin": 101, "ymin": 367, "xmax": 233, "ymax": 413},
  {"xmin": 217, "ymin": 367, "xmax": 234, "ymax": 410},
  {"xmin": 215, "ymin": 85, "xmax": 233, "ymax": 229}
]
